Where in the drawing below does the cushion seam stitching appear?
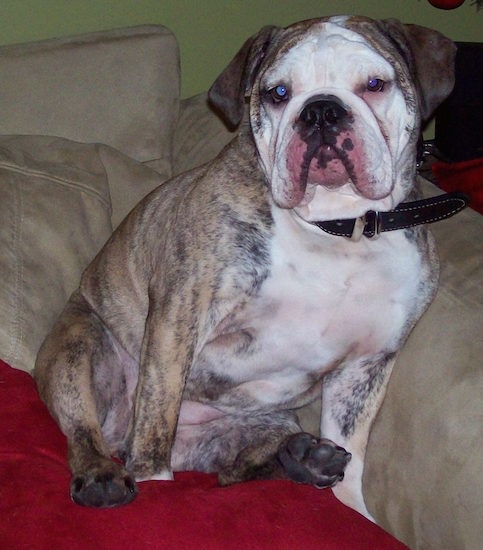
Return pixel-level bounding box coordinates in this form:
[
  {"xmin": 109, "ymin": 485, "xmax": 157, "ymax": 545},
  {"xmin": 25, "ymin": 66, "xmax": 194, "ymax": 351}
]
[
  {"xmin": 0, "ymin": 161, "xmax": 110, "ymax": 210},
  {"xmin": 5, "ymin": 184, "xmax": 24, "ymax": 365}
]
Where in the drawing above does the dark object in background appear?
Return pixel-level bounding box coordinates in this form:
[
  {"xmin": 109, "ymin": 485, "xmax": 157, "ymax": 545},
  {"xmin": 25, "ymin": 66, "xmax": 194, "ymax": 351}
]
[{"xmin": 434, "ymin": 42, "xmax": 483, "ymax": 162}]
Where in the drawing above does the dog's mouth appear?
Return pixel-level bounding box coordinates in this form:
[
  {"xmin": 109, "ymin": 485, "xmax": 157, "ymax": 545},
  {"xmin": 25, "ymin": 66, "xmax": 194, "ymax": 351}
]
[
  {"xmin": 276, "ymin": 97, "xmax": 392, "ymax": 209},
  {"xmin": 297, "ymin": 98, "xmax": 357, "ymax": 191}
]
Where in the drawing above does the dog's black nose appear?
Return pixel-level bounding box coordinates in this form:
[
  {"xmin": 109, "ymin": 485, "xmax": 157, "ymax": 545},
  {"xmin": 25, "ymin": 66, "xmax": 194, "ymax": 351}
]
[{"xmin": 299, "ymin": 98, "xmax": 349, "ymax": 129}]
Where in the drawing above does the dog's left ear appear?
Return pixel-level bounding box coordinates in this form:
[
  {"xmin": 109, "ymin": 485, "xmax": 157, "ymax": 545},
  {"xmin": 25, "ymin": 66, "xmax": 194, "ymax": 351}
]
[
  {"xmin": 209, "ymin": 26, "xmax": 280, "ymax": 129},
  {"xmin": 379, "ymin": 19, "xmax": 457, "ymax": 122}
]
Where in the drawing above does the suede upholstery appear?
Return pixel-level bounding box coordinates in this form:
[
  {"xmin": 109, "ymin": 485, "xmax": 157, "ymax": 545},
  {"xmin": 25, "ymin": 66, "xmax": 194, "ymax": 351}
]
[
  {"xmin": 0, "ymin": 135, "xmax": 168, "ymax": 372},
  {"xmin": 0, "ymin": 136, "xmax": 113, "ymax": 372},
  {"xmin": 0, "ymin": 26, "xmax": 180, "ymax": 174},
  {"xmin": 0, "ymin": 25, "xmax": 481, "ymax": 549},
  {"xmin": 363, "ymin": 181, "xmax": 483, "ymax": 549}
]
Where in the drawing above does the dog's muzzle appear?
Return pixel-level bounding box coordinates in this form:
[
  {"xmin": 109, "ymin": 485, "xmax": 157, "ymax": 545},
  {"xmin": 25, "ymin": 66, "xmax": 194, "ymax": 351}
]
[
  {"xmin": 291, "ymin": 95, "xmax": 360, "ymax": 195},
  {"xmin": 280, "ymin": 91, "xmax": 392, "ymax": 206}
]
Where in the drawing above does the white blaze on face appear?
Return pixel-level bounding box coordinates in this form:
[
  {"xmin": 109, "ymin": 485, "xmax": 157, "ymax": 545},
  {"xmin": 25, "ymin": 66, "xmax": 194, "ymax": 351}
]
[{"xmin": 251, "ymin": 21, "xmax": 415, "ymax": 221}]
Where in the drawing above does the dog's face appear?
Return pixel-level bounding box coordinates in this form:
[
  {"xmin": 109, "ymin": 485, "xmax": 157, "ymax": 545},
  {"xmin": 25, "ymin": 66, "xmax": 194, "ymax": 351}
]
[
  {"xmin": 209, "ymin": 16, "xmax": 456, "ymax": 221},
  {"xmin": 250, "ymin": 19, "xmax": 412, "ymax": 219}
]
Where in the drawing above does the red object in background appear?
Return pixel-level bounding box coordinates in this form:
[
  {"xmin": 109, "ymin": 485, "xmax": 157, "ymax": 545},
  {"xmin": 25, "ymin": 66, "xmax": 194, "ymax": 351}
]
[
  {"xmin": 432, "ymin": 157, "xmax": 483, "ymax": 215},
  {"xmin": 427, "ymin": 0, "xmax": 465, "ymax": 8}
]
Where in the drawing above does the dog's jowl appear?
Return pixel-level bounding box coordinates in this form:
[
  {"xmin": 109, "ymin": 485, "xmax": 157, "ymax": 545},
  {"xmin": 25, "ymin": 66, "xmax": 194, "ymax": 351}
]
[{"xmin": 35, "ymin": 15, "xmax": 457, "ymax": 514}]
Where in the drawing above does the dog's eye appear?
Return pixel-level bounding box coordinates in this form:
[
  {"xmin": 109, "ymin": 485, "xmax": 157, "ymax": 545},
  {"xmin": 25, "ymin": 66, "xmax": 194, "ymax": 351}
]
[
  {"xmin": 268, "ymin": 85, "xmax": 289, "ymax": 103},
  {"xmin": 367, "ymin": 78, "xmax": 385, "ymax": 92}
]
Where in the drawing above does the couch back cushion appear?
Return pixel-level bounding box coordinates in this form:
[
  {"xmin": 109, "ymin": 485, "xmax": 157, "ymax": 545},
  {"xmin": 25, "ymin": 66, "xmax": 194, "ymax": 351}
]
[{"xmin": 0, "ymin": 25, "xmax": 180, "ymax": 179}]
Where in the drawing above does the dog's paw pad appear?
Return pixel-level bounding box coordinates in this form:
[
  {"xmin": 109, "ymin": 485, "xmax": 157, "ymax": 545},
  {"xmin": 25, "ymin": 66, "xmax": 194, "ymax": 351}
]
[
  {"xmin": 70, "ymin": 463, "xmax": 138, "ymax": 508},
  {"xmin": 277, "ymin": 432, "xmax": 351, "ymax": 488}
]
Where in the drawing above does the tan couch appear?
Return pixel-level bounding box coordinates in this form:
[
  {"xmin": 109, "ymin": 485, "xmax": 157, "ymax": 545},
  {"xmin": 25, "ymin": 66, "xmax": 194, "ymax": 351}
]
[{"xmin": 0, "ymin": 25, "xmax": 481, "ymax": 549}]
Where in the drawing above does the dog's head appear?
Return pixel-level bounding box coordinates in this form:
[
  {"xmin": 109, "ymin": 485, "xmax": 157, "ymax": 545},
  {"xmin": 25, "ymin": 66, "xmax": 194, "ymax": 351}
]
[{"xmin": 209, "ymin": 16, "xmax": 456, "ymax": 220}]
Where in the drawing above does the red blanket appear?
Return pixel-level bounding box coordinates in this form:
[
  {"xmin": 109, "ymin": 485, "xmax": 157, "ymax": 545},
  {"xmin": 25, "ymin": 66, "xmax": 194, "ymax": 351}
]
[{"xmin": 0, "ymin": 359, "xmax": 406, "ymax": 549}]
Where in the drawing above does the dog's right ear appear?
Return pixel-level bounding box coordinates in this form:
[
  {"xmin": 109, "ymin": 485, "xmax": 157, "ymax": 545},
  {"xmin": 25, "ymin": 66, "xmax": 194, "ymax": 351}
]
[{"xmin": 208, "ymin": 26, "xmax": 280, "ymax": 129}]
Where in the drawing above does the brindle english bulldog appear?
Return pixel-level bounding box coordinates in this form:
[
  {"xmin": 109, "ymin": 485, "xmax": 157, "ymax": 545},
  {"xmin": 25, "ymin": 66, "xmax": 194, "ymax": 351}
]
[{"xmin": 35, "ymin": 16, "xmax": 463, "ymax": 516}]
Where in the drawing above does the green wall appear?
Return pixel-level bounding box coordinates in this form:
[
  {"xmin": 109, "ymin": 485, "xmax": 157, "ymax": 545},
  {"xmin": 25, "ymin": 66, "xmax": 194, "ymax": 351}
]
[{"xmin": 0, "ymin": 1, "xmax": 481, "ymax": 97}]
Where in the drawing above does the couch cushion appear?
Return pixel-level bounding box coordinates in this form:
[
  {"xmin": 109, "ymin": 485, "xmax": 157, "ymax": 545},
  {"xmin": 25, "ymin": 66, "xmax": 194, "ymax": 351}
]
[
  {"xmin": 363, "ymin": 178, "xmax": 483, "ymax": 549},
  {"xmin": 173, "ymin": 93, "xmax": 236, "ymax": 176},
  {"xmin": 0, "ymin": 135, "xmax": 167, "ymax": 373},
  {"xmin": 97, "ymin": 143, "xmax": 166, "ymax": 228},
  {"xmin": 0, "ymin": 136, "xmax": 113, "ymax": 372},
  {"xmin": 0, "ymin": 25, "xmax": 180, "ymax": 179}
]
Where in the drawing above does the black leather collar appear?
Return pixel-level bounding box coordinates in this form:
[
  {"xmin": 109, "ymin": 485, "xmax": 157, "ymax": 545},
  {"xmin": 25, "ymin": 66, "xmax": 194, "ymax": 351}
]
[{"xmin": 311, "ymin": 192, "xmax": 469, "ymax": 240}]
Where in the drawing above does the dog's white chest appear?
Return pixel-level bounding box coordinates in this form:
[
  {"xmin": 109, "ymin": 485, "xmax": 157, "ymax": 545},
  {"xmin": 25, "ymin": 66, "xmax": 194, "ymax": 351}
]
[
  {"xmin": 259, "ymin": 218, "xmax": 416, "ymax": 361},
  {"xmin": 200, "ymin": 210, "xmax": 422, "ymax": 407}
]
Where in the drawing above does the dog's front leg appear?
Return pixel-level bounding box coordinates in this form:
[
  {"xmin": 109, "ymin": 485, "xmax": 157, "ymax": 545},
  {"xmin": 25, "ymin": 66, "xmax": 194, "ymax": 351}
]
[
  {"xmin": 124, "ymin": 301, "xmax": 194, "ymax": 482},
  {"xmin": 320, "ymin": 352, "xmax": 398, "ymax": 520}
]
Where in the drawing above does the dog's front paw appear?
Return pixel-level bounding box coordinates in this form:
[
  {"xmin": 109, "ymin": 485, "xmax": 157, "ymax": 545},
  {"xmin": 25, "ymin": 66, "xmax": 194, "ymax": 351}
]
[
  {"xmin": 70, "ymin": 460, "xmax": 138, "ymax": 508},
  {"xmin": 277, "ymin": 432, "xmax": 351, "ymax": 488}
]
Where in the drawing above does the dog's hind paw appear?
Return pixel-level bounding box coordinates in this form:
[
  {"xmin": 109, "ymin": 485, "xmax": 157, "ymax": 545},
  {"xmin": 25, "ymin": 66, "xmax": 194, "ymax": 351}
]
[
  {"xmin": 70, "ymin": 461, "xmax": 138, "ymax": 508},
  {"xmin": 277, "ymin": 432, "xmax": 351, "ymax": 488}
]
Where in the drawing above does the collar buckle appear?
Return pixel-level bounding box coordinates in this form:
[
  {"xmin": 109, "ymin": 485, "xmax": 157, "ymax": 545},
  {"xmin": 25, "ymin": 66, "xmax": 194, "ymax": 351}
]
[{"xmin": 350, "ymin": 210, "xmax": 381, "ymax": 241}]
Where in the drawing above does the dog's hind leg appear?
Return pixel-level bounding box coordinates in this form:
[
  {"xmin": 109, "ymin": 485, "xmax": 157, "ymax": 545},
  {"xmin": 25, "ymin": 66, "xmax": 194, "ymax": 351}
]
[
  {"xmin": 171, "ymin": 409, "xmax": 351, "ymax": 488},
  {"xmin": 34, "ymin": 291, "xmax": 138, "ymax": 507}
]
